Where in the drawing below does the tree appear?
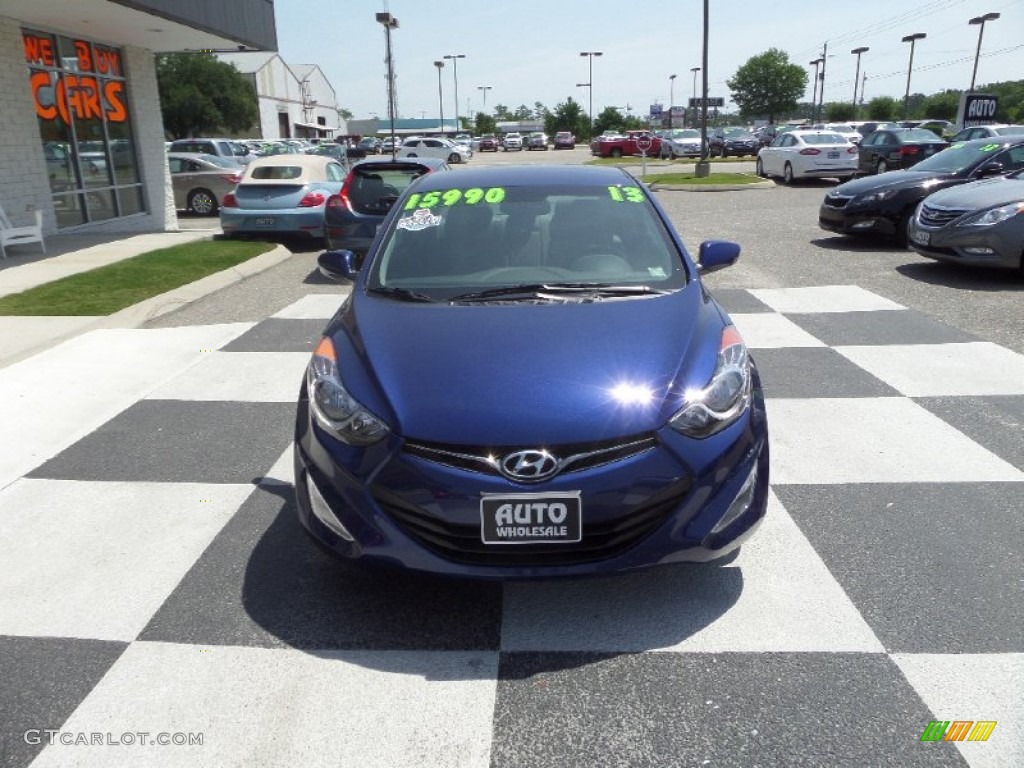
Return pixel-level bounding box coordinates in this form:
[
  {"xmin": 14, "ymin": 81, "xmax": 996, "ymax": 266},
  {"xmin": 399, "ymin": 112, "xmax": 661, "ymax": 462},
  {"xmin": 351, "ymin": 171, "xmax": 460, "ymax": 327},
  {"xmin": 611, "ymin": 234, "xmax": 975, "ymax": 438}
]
[
  {"xmin": 593, "ymin": 106, "xmax": 626, "ymax": 136},
  {"xmin": 923, "ymin": 91, "xmax": 960, "ymax": 121},
  {"xmin": 156, "ymin": 53, "xmax": 258, "ymax": 138},
  {"xmin": 513, "ymin": 104, "xmax": 533, "ymax": 120},
  {"xmin": 825, "ymin": 102, "xmax": 855, "ymax": 122},
  {"xmin": 866, "ymin": 96, "xmax": 898, "ymax": 121},
  {"xmin": 337, "ymin": 107, "xmax": 354, "ymax": 121},
  {"xmin": 726, "ymin": 48, "xmax": 807, "ymax": 123},
  {"xmin": 474, "ymin": 112, "xmax": 497, "ymax": 135},
  {"xmin": 492, "ymin": 104, "xmax": 514, "ymax": 121},
  {"xmin": 534, "ymin": 101, "xmax": 550, "ymax": 121},
  {"xmin": 545, "ymin": 97, "xmax": 587, "ymax": 138}
]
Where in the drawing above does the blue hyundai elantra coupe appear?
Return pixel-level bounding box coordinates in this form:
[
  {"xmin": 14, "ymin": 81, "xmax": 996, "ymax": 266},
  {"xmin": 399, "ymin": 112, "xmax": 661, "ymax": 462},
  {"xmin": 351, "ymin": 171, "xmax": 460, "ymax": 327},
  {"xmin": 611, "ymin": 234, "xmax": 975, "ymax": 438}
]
[{"xmin": 294, "ymin": 164, "xmax": 769, "ymax": 579}]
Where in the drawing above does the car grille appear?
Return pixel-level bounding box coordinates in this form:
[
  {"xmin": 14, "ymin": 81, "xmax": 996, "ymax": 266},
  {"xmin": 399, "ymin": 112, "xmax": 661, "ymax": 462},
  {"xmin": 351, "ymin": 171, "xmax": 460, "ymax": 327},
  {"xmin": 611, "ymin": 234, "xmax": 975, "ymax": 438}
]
[
  {"xmin": 373, "ymin": 481, "xmax": 691, "ymax": 567},
  {"xmin": 918, "ymin": 204, "xmax": 970, "ymax": 228},
  {"xmin": 404, "ymin": 434, "xmax": 657, "ymax": 479},
  {"xmin": 822, "ymin": 194, "xmax": 853, "ymax": 210}
]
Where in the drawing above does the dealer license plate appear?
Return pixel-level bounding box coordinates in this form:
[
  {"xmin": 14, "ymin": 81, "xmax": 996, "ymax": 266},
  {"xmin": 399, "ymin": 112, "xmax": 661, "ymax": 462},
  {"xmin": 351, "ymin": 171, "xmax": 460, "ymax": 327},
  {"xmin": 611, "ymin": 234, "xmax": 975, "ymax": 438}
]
[
  {"xmin": 255, "ymin": 217, "xmax": 275, "ymax": 227},
  {"xmin": 480, "ymin": 492, "xmax": 582, "ymax": 544},
  {"xmin": 827, "ymin": 151, "xmax": 840, "ymax": 159},
  {"xmin": 910, "ymin": 229, "xmax": 930, "ymax": 246}
]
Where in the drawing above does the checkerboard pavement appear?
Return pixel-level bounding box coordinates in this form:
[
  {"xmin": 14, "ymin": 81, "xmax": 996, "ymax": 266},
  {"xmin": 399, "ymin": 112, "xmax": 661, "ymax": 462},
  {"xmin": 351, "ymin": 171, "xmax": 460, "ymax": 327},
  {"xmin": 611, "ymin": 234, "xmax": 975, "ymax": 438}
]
[{"xmin": 0, "ymin": 286, "xmax": 1021, "ymax": 768}]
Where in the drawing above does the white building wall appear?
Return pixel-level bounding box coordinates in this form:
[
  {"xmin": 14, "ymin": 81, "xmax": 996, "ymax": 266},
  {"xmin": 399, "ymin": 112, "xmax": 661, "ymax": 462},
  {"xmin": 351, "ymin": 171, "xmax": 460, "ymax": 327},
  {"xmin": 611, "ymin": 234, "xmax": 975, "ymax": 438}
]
[{"xmin": 0, "ymin": 16, "xmax": 174, "ymax": 234}]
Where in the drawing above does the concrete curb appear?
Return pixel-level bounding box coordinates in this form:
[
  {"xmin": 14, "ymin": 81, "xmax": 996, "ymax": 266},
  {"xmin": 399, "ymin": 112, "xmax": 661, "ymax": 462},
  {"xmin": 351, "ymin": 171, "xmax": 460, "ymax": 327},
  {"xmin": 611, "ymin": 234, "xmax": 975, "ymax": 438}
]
[
  {"xmin": 649, "ymin": 180, "xmax": 775, "ymax": 192},
  {"xmin": 0, "ymin": 244, "xmax": 293, "ymax": 370}
]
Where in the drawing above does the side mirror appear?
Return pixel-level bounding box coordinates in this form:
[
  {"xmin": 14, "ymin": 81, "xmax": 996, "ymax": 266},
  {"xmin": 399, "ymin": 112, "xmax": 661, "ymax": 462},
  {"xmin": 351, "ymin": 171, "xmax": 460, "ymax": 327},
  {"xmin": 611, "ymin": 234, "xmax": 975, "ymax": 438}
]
[
  {"xmin": 697, "ymin": 240, "xmax": 741, "ymax": 274},
  {"xmin": 318, "ymin": 250, "xmax": 360, "ymax": 282},
  {"xmin": 976, "ymin": 161, "xmax": 1005, "ymax": 178}
]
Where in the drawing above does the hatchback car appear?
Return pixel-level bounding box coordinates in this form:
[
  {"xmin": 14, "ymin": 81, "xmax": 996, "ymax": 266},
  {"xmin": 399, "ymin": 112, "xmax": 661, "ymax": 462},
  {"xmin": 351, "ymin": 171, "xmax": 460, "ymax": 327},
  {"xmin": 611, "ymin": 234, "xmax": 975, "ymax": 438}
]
[
  {"xmin": 907, "ymin": 164, "xmax": 1024, "ymax": 273},
  {"xmin": 167, "ymin": 152, "xmax": 243, "ymax": 215},
  {"xmin": 553, "ymin": 131, "xmax": 576, "ymax": 149},
  {"xmin": 295, "ymin": 165, "xmax": 769, "ymax": 579},
  {"xmin": 397, "ymin": 137, "xmax": 471, "ymax": 164},
  {"xmin": 756, "ymin": 130, "xmax": 858, "ymax": 183},
  {"xmin": 857, "ymin": 128, "xmax": 948, "ymax": 175},
  {"xmin": 324, "ymin": 157, "xmax": 449, "ymax": 255},
  {"xmin": 819, "ymin": 136, "xmax": 1024, "ymax": 245},
  {"xmin": 659, "ymin": 129, "xmax": 704, "ymax": 158},
  {"xmin": 219, "ymin": 154, "xmax": 346, "ymax": 241}
]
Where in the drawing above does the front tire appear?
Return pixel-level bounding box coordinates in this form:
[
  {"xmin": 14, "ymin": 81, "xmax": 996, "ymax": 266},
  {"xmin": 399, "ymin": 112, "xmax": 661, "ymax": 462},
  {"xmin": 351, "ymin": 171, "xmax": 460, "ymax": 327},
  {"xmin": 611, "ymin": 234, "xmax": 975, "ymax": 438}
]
[
  {"xmin": 610, "ymin": 148, "xmax": 622, "ymax": 158},
  {"xmin": 448, "ymin": 153, "xmax": 461, "ymax": 164},
  {"xmin": 187, "ymin": 188, "xmax": 217, "ymax": 216},
  {"xmin": 877, "ymin": 159, "xmax": 889, "ymax": 174},
  {"xmin": 755, "ymin": 157, "xmax": 766, "ymax": 178},
  {"xmin": 783, "ymin": 163, "xmax": 794, "ymax": 185},
  {"xmin": 895, "ymin": 209, "xmax": 913, "ymax": 248}
]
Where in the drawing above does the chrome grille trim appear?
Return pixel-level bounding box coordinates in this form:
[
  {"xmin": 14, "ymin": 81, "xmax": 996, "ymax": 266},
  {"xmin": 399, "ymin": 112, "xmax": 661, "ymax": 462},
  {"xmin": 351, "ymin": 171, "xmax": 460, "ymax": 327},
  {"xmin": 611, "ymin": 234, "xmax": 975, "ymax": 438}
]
[
  {"xmin": 823, "ymin": 194, "xmax": 852, "ymax": 210},
  {"xmin": 919, "ymin": 204, "xmax": 970, "ymax": 228}
]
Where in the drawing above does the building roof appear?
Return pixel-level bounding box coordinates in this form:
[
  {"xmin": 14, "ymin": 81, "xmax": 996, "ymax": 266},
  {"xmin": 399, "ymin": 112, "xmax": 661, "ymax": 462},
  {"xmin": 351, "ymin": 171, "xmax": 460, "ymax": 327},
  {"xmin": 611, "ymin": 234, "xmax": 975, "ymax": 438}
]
[{"xmin": 216, "ymin": 51, "xmax": 279, "ymax": 74}]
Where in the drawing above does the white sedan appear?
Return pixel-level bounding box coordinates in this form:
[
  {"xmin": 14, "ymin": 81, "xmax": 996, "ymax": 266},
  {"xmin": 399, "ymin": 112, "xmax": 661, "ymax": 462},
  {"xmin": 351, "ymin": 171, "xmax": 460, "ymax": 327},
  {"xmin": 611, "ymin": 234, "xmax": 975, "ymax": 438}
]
[
  {"xmin": 756, "ymin": 130, "xmax": 858, "ymax": 184},
  {"xmin": 397, "ymin": 137, "xmax": 471, "ymax": 164}
]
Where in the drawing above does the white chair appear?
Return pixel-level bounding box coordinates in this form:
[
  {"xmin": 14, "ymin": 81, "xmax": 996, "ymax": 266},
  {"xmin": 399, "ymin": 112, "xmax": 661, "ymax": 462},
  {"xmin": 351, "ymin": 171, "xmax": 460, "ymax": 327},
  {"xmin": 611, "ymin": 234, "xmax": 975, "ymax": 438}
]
[{"xmin": 0, "ymin": 205, "xmax": 46, "ymax": 259}]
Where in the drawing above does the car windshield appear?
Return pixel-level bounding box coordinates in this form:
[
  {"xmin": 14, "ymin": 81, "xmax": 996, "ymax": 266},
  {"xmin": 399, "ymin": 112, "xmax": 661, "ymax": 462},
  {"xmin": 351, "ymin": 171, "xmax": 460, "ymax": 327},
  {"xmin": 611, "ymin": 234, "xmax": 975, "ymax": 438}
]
[
  {"xmin": 724, "ymin": 128, "xmax": 749, "ymax": 137},
  {"xmin": 995, "ymin": 126, "xmax": 1024, "ymax": 135},
  {"xmin": 368, "ymin": 183, "xmax": 686, "ymax": 301},
  {"xmin": 199, "ymin": 154, "xmax": 242, "ymax": 168},
  {"xmin": 910, "ymin": 141, "xmax": 1003, "ymax": 173},
  {"xmin": 671, "ymin": 130, "xmax": 700, "ymax": 139}
]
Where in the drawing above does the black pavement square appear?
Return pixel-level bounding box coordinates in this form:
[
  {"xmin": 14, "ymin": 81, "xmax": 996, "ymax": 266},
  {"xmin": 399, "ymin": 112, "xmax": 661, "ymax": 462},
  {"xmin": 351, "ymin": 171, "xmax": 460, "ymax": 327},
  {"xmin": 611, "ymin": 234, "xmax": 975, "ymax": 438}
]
[
  {"xmin": 221, "ymin": 319, "xmax": 327, "ymax": 352},
  {"xmin": 751, "ymin": 347, "xmax": 900, "ymax": 399},
  {"xmin": 0, "ymin": 636, "xmax": 126, "ymax": 768},
  {"xmin": 784, "ymin": 309, "xmax": 979, "ymax": 347},
  {"xmin": 707, "ymin": 288, "xmax": 773, "ymax": 314},
  {"xmin": 916, "ymin": 395, "xmax": 1024, "ymax": 471},
  {"xmin": 774, "ymin": 483, "xmax": 1024, "ymax": 654},
  {"xmin": 28, "ymin": 401, "xmax": 296, "ymax": 484},
  {"xmin": 139, "ymin": 482, "xmax": 503, "ymax": 651},
  {"xmin": 491, "ymin": 652, "xmax": 966, "ymax": 768}
]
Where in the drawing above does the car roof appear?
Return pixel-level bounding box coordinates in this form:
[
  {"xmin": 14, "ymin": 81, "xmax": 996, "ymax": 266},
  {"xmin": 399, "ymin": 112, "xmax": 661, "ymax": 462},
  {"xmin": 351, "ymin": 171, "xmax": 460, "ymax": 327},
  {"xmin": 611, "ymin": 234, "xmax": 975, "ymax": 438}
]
[
  {"xmin": 351, "ymin": 157, "xmax": 448, "ymax": 172},
  {"xmin": 411, "ymin": 164, "xmax": 635, "ymax": 192},
  {"xmin": 241, "ymin": 153, "xmax": 341, "ymax": 181}
]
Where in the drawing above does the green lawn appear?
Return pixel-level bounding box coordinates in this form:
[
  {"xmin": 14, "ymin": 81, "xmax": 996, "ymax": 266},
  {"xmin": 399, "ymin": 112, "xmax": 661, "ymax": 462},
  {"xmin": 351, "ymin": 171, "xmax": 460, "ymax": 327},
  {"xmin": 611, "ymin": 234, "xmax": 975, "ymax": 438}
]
[
  {"xmin": 643, "ymin": 172, "xmax": 766, "ymax": 186},
  {"xmin": 586, "ymin": 155, "xmax": 752, "ymax": 166},
  {"xmin": 0, "ymin": 239, "xmax": 276, "ymax": 316}
]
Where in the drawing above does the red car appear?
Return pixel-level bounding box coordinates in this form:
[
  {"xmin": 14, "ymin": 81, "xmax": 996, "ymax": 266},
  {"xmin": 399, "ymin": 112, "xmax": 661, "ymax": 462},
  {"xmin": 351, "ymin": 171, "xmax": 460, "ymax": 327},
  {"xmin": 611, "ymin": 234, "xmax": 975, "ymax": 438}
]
[{"xmin": 478, "ymin": 135, "xmax": 499, "ymax": 152}]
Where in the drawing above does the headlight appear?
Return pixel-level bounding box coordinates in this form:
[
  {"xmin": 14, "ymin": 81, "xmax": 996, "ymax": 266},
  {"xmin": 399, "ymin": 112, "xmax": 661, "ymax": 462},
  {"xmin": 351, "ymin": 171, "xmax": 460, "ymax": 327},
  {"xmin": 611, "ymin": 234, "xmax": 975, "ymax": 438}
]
[
  {"xmin": 857, "ymin": 189, "xmax": 899, "ymax": 204},
  {"xmin": 670, "ymin": 326, "xmax": 752, "ymax": 438},
  {"xmin": 958, "ymin": 202, "xmax": 1024, "ymax": 227},
  {"xmin": 306, "ymin": 337, "xmax": 390, "ymax": 445}
]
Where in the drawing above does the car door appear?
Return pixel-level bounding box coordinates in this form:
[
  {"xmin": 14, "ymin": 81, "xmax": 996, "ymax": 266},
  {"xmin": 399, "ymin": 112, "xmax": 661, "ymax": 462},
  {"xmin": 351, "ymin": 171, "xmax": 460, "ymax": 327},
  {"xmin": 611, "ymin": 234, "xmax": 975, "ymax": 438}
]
[{"xmin": 859, "ymin": 132, "xmax": 884, "ymax": 173}]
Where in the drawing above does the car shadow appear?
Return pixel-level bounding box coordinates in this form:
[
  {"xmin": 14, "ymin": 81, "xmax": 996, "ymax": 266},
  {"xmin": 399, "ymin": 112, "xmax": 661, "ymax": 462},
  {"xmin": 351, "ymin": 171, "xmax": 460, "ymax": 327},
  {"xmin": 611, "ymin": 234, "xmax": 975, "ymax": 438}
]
[
  {"xmin": 236, "ymin": 482, "xmax": 743, "ymax": 679},
  {"xmin": 895, "ymin": 260, "xmax": 1024, "ymax": 291},
  {"xmin": 810, "ymin": 236, "xmax": 905, "ymax": 253}
]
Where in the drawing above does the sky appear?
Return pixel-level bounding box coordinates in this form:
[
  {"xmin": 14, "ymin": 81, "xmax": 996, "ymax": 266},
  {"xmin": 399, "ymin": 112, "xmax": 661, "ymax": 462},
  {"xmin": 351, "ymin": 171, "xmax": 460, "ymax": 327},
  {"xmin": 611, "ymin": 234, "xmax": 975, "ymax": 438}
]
[{"xmin": 273, "ymin": 0, "xmax": 1024, "ymax": 121}]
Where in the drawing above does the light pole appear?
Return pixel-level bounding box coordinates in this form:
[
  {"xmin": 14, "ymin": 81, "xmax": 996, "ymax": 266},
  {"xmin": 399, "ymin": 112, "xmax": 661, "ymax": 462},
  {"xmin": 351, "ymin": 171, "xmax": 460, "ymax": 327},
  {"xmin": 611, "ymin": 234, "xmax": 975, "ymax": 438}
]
[
  {"xmin": 809, "ymin": 58, "xmax": 823, "ymax": 122},
  {"xmin": 689, "ymin": 66, "xmax": 700, "ymax": 128},
  {"xmin": 476, "ymin": 85, "xmax": 492, "ymax": 111},
  {"xmin": 669, "ymin": 74, "xmax": 677, "ymax": 128},
  {"xmin": 434, "ymin": 60, "xmax": 445, "ymax": 137},
  {"xmin": 375, "ymin": 12, "xmax": 399, "ymax": 157},
  {"xmin": 969, "ymin": 12, "xmax": 1000, "ymax": 91},
  {"xmin": 580, "ymin": 51, "xmax": 603, "ymax": 142},
  {"xmin": 695, "ymin": 0, "xmax": 710, "ymax": 177},
  {"xmin": 442, "ymin": 54, "xmax": 466, "ymax": 132},
  {"xmin": 901, "ymin": 32, "xmax": 927, "ymax": 120},
  {"xmin": 851, "ymin": 46, "xmax": 869, "ymax": 118}
]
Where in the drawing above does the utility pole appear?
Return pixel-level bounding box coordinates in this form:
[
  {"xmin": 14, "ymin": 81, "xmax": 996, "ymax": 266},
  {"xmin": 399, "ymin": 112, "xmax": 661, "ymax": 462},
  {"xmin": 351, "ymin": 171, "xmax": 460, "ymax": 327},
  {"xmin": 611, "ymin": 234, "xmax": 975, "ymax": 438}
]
[{"xmin": 817, "ymin": 41, "xmax": 828, "ymax": 123}]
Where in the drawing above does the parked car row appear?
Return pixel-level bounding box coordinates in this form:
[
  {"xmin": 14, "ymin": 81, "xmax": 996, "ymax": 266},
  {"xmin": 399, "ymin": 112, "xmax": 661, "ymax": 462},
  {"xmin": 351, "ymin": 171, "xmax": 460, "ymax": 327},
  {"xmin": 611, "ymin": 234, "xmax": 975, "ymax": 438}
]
[{"xmin": 818, "ymin": 135, "xmax": 1024, "ymax": 272}]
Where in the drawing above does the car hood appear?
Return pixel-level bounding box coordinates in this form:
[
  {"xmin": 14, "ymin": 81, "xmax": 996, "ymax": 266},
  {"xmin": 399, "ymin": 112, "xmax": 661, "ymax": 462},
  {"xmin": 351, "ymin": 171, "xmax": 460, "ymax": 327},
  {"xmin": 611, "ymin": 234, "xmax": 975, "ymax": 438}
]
[
  {"xmin": 922, "ymin": 175, "xmax": 1024, "ymax": 209},
  {"xmin": 331, "ymin": 288, "xmax": 723, "ymax": 445},
  {"xmin": 833, "ymin": 170, "xmax": 955, "ymax": 197}
]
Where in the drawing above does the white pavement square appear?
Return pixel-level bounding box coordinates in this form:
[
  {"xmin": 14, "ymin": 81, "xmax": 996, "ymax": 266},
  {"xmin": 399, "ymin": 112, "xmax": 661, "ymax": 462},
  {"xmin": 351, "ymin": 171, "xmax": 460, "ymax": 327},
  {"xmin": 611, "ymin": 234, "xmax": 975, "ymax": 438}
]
[
  {"xmin": 0, "ymin": 479, "xmax": 252, "ymax": 641},
  {"xmin": 730, "ymin": 313, "xmax": 827, "ymax": 348},
  {"xmin": 750, "ymin": 285, "xmax": 906, "ymax": 314},
  {"xmin": 836, "ymin": 342, "xmax": 1024, "ymax": 397},
  {"xmin": 766, "ymin": 397, "xmax": 1024, "ymax": 484},
  {"xmin": 270, "ymin": 293, "xmax": 348, "ymax": 320},
  {"xmin": 144, "ymin": 351, "xmax": 311, "ymax": 402},
  {"xmin": 29, "ymin": 642, "xmax": 499, "ymax": 768}
]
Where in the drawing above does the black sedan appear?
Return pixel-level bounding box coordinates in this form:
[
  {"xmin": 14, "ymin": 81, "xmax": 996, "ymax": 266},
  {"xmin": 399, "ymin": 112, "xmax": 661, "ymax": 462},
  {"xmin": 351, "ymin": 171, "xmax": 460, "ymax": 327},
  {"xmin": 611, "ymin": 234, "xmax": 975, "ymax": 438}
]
[
  {"xmin": 709, "ymin": 127, "xmax": 760, "ymax": 158},
  {"xmin": 324, "ymin": 157, "xmax": 450, "ymax": 256},
  {"xmin": 818, "ymin": 136, "xmax": 1024, "ymax": 246},
  {"xmin": 857, "ymin": 128, "xmax": 948, "ymax": 175}
]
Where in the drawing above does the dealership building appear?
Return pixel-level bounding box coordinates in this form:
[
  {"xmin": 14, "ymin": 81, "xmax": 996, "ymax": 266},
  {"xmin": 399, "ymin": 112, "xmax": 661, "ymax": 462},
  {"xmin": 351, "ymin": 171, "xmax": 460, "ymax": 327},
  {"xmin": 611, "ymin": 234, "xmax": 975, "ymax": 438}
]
[{"xmin": 0, "ymin": 0, "xmax": 277, "ymax": 236}]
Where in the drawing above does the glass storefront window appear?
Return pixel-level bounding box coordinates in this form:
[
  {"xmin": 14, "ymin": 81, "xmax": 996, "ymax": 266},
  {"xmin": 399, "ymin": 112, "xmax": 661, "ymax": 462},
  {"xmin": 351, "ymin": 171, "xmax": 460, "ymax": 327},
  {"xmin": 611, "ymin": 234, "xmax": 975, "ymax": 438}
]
[{"xmin": 24, "ymin": 29, "xmax": 146, "ymax": 227}]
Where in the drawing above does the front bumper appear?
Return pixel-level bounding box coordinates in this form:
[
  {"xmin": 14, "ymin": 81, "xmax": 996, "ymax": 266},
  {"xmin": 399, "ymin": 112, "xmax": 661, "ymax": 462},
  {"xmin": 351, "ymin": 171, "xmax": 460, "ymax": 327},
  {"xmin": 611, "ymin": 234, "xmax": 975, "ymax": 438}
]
[
  {"xmin": 818, "ymin": 201, "xmax": 899, "ymax": 238},
  {"xmin": 293, "ymin": 378, "xmax": 769, "ymax": 580},
  {"xmin": 907, "ymin": 220, "xmax": 1023, "ymax": 270}
]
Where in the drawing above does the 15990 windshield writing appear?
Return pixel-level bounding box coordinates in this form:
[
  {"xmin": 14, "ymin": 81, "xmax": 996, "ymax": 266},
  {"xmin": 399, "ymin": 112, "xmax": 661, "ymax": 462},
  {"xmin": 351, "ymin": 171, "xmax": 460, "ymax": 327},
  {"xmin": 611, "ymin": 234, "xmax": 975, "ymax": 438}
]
[{"xmin": 404, "ymin": 187, "xmax": 506, "ymax": 209}]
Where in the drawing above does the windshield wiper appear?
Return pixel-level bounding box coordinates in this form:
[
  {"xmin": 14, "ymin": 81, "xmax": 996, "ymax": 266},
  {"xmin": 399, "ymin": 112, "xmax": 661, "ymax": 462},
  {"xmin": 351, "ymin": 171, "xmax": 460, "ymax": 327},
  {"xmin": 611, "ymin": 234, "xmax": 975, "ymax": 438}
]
[
  {"xmin": 367, "ymin": 285, "xmax": 436, "ymax": 303},
  {"xmin": 448, "ymin": 283, "xmax": 669, "ymax": 302}
]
